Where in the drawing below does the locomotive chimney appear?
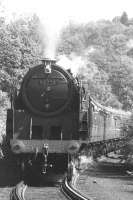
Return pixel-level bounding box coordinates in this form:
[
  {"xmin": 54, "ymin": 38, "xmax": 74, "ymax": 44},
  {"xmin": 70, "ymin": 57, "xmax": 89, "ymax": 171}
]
[{"xmin": 41, "ymin": 58, "xmax": 56, "ymax": 74}]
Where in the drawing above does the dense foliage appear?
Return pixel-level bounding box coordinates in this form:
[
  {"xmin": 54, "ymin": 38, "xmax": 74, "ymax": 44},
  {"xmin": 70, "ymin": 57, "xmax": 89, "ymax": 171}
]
[
  {"xmin": 0, "ymin": 14, "xmax": 44, "ymax": 99},
  {"xmin": 58, "ymin": 12, "xmax": 133, "ymax": 110}
]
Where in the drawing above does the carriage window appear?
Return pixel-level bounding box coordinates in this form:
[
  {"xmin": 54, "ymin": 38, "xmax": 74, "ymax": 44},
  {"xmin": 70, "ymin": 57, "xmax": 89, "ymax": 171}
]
[
  {"xmin": 50, "ymin": 126, "xmax": 62, "ymax": 140},
  {"xmin": 32, "ymin": 126, "xmax": 43, "ymax": 139}
]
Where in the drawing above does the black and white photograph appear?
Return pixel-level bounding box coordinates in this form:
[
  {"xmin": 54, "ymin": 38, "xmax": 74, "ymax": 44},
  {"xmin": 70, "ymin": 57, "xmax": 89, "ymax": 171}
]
[{"xmin": 0, "ymin": 0, "xmax": 133, "ymax": 199}]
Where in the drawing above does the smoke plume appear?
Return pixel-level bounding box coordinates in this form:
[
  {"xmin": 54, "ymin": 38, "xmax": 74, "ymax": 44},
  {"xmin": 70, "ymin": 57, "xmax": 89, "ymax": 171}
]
[
  {"xmin": 42, "ymin": 21, "xmax": 61, "ymax": 59},
  {"xmin": 39, "ymin": 14, "xmax": 68, "ymax": 59},
  {"xmin": 57, "ymin": 54, "xmax": 87, "ymax": 76}
]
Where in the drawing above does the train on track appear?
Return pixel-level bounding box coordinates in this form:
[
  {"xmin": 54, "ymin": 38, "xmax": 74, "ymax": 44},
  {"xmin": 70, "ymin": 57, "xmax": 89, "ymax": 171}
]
[{"xmin": 5, "ymin": 58, "xmax": 131, "ymax": 177}]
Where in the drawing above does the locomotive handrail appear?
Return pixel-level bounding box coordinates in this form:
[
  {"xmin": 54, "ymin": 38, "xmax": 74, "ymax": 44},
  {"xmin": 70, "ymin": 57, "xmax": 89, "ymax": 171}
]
[{"xmin": 89, "ymin": 96, "xmax": 131, "ymax": 117}]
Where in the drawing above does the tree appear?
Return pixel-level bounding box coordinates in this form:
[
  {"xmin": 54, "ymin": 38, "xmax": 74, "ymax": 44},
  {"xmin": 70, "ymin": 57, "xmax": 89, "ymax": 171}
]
[
  {"xmin": 58, "ymin": 16, "xmax": 133, "ymax": 110},
  {"xmin": 120, "ymin": 12, "xmax": 129, "ymax": 26},
  {"xmin": 0, "ymin": 15, "xmax": 45, "ymax": 94}
]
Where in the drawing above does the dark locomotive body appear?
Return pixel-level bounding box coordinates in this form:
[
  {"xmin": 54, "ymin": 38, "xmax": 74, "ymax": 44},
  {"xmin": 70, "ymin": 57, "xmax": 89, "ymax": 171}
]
[
  {"xmin": 6, "ymin": 59, "xmax": 80, "ymax": 175},
  {"xmin": 6, "ymin": 58, "xmax": 130, "ymax": 177}
]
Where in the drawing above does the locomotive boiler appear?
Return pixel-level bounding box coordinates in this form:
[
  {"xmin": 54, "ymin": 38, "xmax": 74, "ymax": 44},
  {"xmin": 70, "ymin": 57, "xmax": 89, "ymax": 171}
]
[{"xmin": 5, "ymin": 58, "xmax": 131, "ymax": 178}]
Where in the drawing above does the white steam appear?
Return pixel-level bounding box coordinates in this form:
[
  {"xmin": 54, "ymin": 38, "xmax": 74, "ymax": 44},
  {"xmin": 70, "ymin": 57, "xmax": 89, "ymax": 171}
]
[
  {"xmin": 78, "ymin": 155, "xmax": 96, "ymax": 170},
  {"xmin": 41, "ymin": 18, "xmax": 62, "ymax": 58},
  {"xmin": 38, "ymin": 11, "xmax": 69, "ymax": 59},
  {"xmin": 57, "ymin": 54, "xmax": 87, "ymax": 75}
]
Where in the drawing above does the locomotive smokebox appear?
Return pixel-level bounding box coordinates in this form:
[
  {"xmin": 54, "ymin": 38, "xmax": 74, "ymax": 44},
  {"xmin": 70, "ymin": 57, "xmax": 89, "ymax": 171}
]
[
  {"xmin": 41, "ymin": 58, "xmax": 56, "ymax": 74},
  {"xmin": 21, "ymin": 57, "xmax": 76, "ymax": 117}
]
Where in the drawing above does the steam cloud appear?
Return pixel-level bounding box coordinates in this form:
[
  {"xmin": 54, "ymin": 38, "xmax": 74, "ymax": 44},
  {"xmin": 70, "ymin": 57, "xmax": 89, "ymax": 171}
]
[
  {"xmin": 57, "ymin": 54, "xmax": 87, "ymax": 76},
  {"xmin": 39, "ymin": 14, "xmax": 89, "ymax": 76},
  {"xmin": 42, "ymin": 22, "xmax": 60, "ymax": 59},
  {"xmin": 40, "ymin": 19, "xmax": 87, "ymax": 76},
  {"xmin": 39, "ymin": 14, "xmax": 67, "ymax": 59}
]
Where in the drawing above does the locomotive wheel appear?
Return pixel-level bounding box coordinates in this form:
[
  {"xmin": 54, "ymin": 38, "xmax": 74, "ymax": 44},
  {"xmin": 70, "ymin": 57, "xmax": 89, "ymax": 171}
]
[
  {"xmin": 20, "ymin": 161, "xmax": 33, "ymax": 184},
  {"xmin": 21, "ymin": 161, "xmax": 25, "ymax": 172},
  {"xmin": 20, "ymin": 161, "xmax": 26, "ymax": 180}
]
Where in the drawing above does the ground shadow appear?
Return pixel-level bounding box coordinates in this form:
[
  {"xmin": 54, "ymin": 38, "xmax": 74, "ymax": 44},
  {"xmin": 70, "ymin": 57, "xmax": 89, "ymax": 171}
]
[{"xmin": 0, "ymin": 160, "xmax": 21, "ymax": 187}]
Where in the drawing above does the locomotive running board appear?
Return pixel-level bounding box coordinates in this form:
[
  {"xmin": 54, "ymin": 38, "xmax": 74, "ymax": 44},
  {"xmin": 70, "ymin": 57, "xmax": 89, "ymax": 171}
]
[{"xmin": 10, "ymin": 139, "xmax": 84, "ymax": 154}]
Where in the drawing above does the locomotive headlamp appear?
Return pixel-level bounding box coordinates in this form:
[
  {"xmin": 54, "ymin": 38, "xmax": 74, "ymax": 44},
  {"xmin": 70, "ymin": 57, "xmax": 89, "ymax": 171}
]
[
  {"xmin": 41, "ymin": 58, "xmax": 56, "ymax": 74},
  {"xmin": 67, "ymin": 141, "xmax": 80, "ymax": 154},
  {"xmin": 11, "ymin": 140, "xmax": 25, "ymax": 154}
]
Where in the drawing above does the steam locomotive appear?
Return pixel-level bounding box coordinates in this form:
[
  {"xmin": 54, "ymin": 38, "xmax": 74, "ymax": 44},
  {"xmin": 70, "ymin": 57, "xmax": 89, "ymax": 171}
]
[{"xmin": 5, "ymin": 58, "xmax": 130, "ymax": 177}]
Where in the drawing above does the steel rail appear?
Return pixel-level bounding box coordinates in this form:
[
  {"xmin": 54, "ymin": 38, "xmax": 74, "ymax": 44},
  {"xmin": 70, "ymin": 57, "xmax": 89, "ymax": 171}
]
[
  {"xmin": 10, "ymin": 174, "xmax": 92, "ymax": 200},
  {"xmin": 61, "ymin": 177, "xmax": 93, "ymax": 200},
  {"xmin": 10, "ymin": 181, "xmax": 27, "ymax": 200}
]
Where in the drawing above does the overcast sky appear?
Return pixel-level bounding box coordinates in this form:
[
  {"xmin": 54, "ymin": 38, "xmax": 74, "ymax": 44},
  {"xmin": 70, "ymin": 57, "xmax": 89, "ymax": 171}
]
[{"xmin": 2, "ymin": 0, "xmax": 133, "ymax": 24}]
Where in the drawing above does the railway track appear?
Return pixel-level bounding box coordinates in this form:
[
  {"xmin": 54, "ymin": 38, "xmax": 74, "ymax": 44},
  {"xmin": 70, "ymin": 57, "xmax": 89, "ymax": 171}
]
[
  {"xmin": 10, "ymin": 176, "xmax": 91, "ymax": 200},
  {"xmin": 10, "ymin": 182, "xmax": 27, "ymax": 200},
  {"xmin": 61, "ymin": 177, "xmax": 91, "ymax": 200},
  {"xmin": 75, "ymin": 159, "xmax": 133, "ymax": 200},
  {"xmin": 9, "ymin": 155, "xmax": 133, "ymax": 200}
]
